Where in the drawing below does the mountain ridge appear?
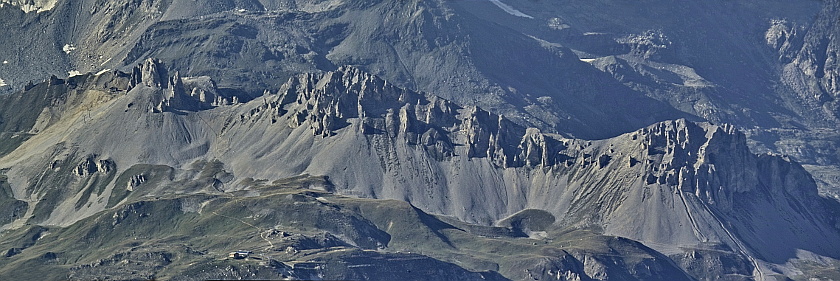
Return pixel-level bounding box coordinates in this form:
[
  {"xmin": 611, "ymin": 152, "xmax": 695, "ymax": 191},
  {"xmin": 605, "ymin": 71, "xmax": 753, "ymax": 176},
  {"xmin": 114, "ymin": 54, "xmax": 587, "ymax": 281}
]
[
  {"xmin": 1, "ymin": 0, "xmax": 840, "ymax": 280},
  {"xmin": 0, "ymin": 62, "xmax": 837, "ymax": 279}
]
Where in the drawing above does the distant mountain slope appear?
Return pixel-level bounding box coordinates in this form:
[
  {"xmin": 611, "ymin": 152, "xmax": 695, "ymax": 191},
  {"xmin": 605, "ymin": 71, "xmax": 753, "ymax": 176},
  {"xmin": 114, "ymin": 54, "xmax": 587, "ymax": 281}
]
[{"xmin": 1, "ymin": 0, "xmax": 837, "ymax": 166}]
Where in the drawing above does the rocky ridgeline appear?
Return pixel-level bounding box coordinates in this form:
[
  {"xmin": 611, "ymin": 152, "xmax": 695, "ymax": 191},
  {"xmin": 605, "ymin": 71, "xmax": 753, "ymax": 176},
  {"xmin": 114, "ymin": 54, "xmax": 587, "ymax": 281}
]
[
  {"xmin": 634, "ymin": 120, "xmax": 753, "ymax": 210},
  {"xmin": 17, "ymin": 63, "xmax": 839, "ymax": 248},
  {"xmin": 626, "ymin": 119, "xmax": 821, "ymax": 216},
  {"xmin": 15, "ymin": 58, "xmax": 236, "ymax": 115},
  {"xmin": 58, "ymin": 61, "xmax": 821, "ymax": 214},
  {"xmin": 129, "ymin": 58, "xmax": 237, "ymax": 112},
  {"xmin": 233, "ymin": 66, "xmax": 587, "ymax": 168},
  {"xmin": 237, "ymin": 67, "xmax": 832, "ymax": 222},
  {"xmin": 4, "ymin": 60, "xmax": 837, "ymax": 280}
]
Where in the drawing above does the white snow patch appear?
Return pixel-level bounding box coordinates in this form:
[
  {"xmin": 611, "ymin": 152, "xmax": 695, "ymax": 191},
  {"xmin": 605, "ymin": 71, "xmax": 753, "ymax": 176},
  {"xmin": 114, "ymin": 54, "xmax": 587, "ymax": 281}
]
[
  {"xmin": 95, "ymin": 69, "xmax": 111, "ymax": 76},
  {"xmin": 2, "ymin": 60, "xmax": 7, "ymax": 64},
  {"xmin": 298, "ymin": 0, "xmax": 343, "ymax": 13},
  {"xmin": 548, "ymin": 18, "xmax": 570, "ymax": 30},
  {"xmin": 0, "ymin": 0, "xmax": 56, "ymax": 13},
  {"xmin": 68, "ymin": 70, "xmax": 83, "ymax": 77},
  {"xmin": 62, "ymin": 44, "xmax": 76, "ymax": 54},
  {"xmin": 488, "ymin": 0, "xmax": 533, "ymax": 19},
  {"xmin": 0, "ymin": 78, "xmax": 7, "ymax": 87}
]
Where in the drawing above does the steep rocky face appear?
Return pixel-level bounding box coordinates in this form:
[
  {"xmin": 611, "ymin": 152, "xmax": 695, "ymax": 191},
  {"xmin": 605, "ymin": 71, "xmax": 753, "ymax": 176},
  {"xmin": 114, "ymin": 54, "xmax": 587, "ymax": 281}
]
[
  {"xmin": 775, "ymin": 0, "xmax": 840, "ymax": 121},
  {"xmin": 796, "ymin": 0, "xmax": 840, "ymax": 99}
]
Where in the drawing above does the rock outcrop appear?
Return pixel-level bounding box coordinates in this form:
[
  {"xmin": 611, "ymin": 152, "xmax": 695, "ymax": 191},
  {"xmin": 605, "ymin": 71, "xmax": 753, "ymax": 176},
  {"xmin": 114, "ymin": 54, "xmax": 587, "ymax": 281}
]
[
  {"xmin": 129, "ymin": 58, "xmax": 236, "ymax": 113},
  {"xmin": 74, "ymin": 154, "xmax": 114, "ymax": 177}
]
